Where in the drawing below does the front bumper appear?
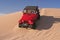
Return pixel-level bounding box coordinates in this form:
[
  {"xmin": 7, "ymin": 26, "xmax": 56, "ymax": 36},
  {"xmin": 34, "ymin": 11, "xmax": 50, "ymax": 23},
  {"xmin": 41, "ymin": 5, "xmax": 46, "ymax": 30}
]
[{"xmin": 19, "ymin": 23, "xmax": 29, "ymax": 27}]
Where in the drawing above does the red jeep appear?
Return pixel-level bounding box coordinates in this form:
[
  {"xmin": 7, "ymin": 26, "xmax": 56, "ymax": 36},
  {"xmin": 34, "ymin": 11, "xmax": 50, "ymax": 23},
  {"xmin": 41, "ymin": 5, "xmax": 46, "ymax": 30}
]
[{"xmin": 19, "ymin": 6, "xmax": 40, "ymax": 29}]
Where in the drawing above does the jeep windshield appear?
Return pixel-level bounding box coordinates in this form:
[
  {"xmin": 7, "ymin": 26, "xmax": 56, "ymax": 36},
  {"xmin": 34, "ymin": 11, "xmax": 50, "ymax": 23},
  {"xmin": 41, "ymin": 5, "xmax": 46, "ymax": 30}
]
[{"xmin": 23, "ymin": 10, "xmax": 37, "ymax": 14}]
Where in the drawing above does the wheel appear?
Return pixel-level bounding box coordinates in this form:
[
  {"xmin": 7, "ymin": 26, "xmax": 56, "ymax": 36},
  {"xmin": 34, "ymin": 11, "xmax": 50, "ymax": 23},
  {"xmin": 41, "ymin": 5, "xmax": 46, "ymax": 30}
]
[
  {"xmin": 19, "ymin": 23, "xmax": 23, "ymax": 28},
  {"xmin": 28, "ymin": 23, "xmax": 36, "ymax": 29},
  {"xmin": 27, "ymin": 24, "xmax": 33, "ymax": 29},
  {"xmin": 31, "ymin": 23, "xmax": 36, "ymax": 29}
]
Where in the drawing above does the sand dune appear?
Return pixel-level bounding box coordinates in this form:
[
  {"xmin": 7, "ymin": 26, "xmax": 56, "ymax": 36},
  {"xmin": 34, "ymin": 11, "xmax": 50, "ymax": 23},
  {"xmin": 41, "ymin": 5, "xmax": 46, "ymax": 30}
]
[{"xmin": 0, "ymin": 8, "xmax": 60, "ymax": 40}]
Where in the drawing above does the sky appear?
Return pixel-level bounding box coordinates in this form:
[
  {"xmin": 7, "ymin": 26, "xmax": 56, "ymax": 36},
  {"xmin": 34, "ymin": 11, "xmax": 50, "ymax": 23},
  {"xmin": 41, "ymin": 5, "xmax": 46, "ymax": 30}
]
[{"xmin": 0, "ymin": 0, "xmax": 60, "ymax": 14}]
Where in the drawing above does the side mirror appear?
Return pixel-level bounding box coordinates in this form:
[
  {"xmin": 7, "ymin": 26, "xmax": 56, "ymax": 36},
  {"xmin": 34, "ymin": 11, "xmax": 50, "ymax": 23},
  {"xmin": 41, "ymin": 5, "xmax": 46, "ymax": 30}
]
[{"xmin": 23, "ymin": 10, "xmax": 26, "ymax": 13}]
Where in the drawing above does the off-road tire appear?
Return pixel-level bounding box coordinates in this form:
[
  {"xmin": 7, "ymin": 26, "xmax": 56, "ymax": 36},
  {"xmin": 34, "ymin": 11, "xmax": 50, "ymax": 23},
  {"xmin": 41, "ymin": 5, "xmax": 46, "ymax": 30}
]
[{"xmin": 19, "ymin": 23, "xmax": 23, "ymax": 28}]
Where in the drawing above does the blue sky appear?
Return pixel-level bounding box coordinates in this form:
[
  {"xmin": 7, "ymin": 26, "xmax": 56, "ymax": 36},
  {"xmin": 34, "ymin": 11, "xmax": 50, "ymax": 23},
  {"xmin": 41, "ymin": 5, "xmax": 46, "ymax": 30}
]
[{"xmin": 0, "ymin": 0, "xmax": 60, "ymax": 14}]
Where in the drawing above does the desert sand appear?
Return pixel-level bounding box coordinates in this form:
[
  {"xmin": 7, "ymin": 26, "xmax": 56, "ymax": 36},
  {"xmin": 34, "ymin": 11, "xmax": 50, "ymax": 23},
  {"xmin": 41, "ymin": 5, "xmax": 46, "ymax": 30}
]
[{"xmin": 0, "ymin": 8, "xmax": 60, "ymax": 40}]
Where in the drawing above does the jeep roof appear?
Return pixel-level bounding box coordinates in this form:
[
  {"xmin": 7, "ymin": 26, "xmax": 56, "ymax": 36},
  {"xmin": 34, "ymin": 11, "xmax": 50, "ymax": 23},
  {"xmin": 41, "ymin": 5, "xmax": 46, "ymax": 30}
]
[{"xmin": 24, "ymin": 6, "xmax": 38, "ymax": 10}]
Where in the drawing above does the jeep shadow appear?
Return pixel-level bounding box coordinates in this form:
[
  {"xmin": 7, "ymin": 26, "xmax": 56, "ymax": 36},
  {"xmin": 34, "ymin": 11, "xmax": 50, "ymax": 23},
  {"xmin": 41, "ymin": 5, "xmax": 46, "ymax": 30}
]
[{"xmin": 36, "ymin": 16, "xmax": 60, "ymax": 30}]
